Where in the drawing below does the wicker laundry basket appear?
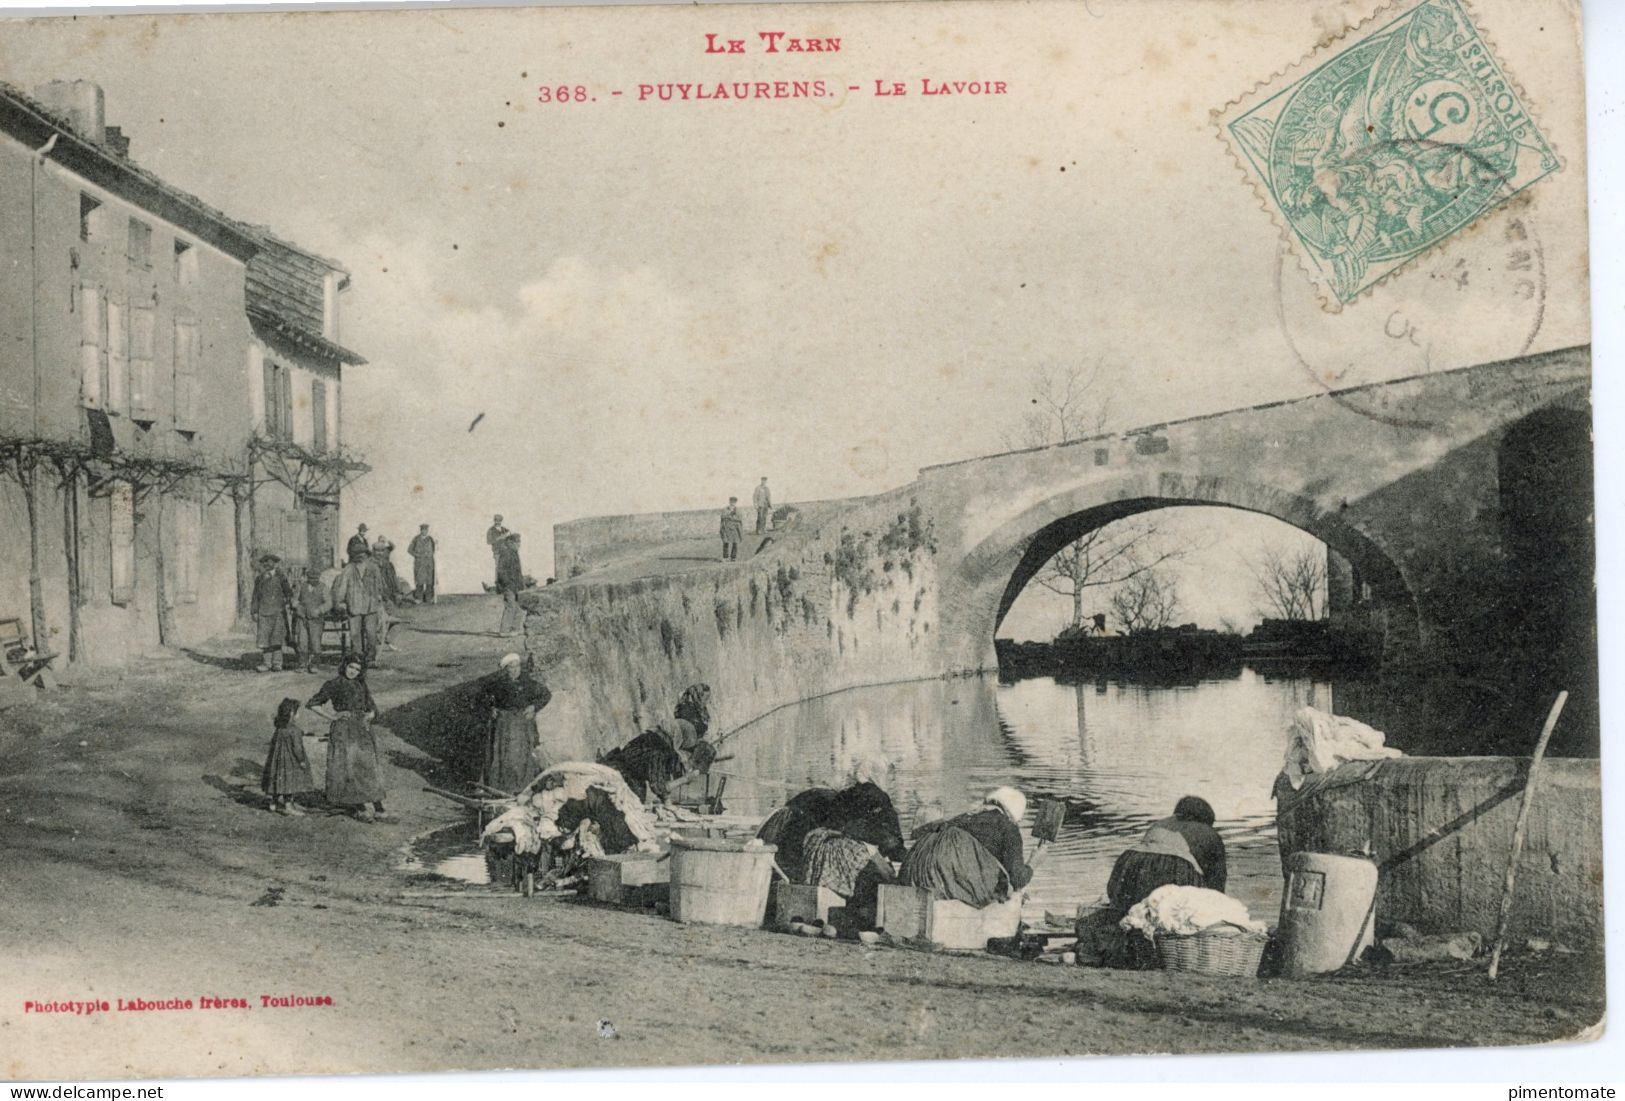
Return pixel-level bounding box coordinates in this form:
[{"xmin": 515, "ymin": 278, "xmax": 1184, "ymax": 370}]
[{"xmin": 1155, "ymin": 922, "xmax": 1268, "ymax": 977}]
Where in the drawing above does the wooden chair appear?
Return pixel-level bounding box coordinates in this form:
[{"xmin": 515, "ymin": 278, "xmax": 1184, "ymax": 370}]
[{"xmin": 0, "ymin": 615, "xmax": 58, "ymax": 689}]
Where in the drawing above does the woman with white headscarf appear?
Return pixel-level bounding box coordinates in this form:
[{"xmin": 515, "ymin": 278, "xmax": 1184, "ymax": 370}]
[
  {"xmin": 481, "ymin": 652, "xmax": 551, "ymax": 794},
  {"xmin": 900, "ymin": 787, "xmax": 1034, "ymax": 908}
]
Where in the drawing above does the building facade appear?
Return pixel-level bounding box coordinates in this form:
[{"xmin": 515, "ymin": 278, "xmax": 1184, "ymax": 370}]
[{"xmin": 0, "ymin": 80, "xmax": 364, "ymax": 666}]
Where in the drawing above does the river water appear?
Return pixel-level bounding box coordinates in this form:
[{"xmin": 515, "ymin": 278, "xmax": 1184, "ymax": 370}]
[{"xmin": 713, "ymin": 670, "xmax": 1342, "ymax": 925}]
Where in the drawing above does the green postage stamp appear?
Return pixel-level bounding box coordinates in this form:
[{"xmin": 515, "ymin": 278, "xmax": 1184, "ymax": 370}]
[{"xmin": 1218, "ymin": 0, "xmax": 1560, "ymax": 309}]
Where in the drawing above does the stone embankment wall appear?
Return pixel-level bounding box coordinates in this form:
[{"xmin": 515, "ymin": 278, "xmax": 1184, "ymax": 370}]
[
  {"xmin": 1277, "ymin": 758, "xmax": 1603, "ymax": 948},
  {"xmin": 524, "ymin": 488, "xmax": 948, "ymax": 762}
]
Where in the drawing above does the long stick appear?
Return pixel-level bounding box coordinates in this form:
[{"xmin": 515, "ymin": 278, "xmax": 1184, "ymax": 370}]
[
  {"xmin": 1487, "ymin": 691, "xmax": 1567, "ymax": 981},
  {"xmin": 421, "ymin": 785, "xmax": 497, "ymax": 812}
]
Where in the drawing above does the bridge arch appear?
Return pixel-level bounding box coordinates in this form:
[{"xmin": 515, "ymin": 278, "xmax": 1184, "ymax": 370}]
[{"xmin": 939, "ymin": 470, "xmax": 1420, "ymax": 670}]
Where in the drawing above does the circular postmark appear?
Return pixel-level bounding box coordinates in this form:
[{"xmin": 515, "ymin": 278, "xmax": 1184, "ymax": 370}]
[{"xmin": 1275, "ymin": 197, "xmax": 1546, "ymax": 431}]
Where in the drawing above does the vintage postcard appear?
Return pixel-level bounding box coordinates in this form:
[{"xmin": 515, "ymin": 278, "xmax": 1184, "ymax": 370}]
[{"xmin": 0, "ymin": 0, "xmax": 1600, "ymax": 1082}]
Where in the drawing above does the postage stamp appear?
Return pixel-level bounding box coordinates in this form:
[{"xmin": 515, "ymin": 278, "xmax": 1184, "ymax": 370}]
[{"xmin": 1217, "ymin": 0, "xmax": 1561, "ymax": 309}]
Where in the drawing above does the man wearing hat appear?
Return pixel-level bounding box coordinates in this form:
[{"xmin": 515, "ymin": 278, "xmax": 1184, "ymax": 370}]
[
  {"xmin": 408, "ymin": 523, "xmax": 437, "ymax": 604},
  {"xmin": 719, "ymin": 497, "xmax": 744, "ymax": 561},
  {"xmin": 331, "ymin": 545, "xmax": 385, "ymax": 666},
  {"xmin": 481, "ymin": 652, "xmax": 552, "ymax": 794},
  {"xmin": 752, "ymin": 476, "xmax": 772, "ymax": 534},
  {"xmin": 486, "ymin": 514, "xmax": 510, "ymax": 585},
  {"xmin": 345, "ymin": 523, "xmax": 371, "ymax": 563},
  {"xmin": 250, "ymin": 553, "xmax": 294, "ymax": 673}
]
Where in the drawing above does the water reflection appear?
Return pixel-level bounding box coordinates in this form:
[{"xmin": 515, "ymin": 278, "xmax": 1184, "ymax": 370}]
[{"xmin": 718, "ymin": 669, "xmax": 1338, "ymax": 922}]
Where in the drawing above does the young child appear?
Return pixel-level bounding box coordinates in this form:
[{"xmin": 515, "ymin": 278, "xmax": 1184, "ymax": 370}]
[{"xmin": 261, "ymin": 697, "xmax": 315, "ymax": 815}]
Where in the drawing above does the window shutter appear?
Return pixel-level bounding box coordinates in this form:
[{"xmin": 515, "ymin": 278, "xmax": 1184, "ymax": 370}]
[
  {"xmin": 107, "ymin": 299, "xmax": 127, "ymax": 415},
  {"xmin": 110, "ymin": 481, "xmax": 136, "ymax": 605},
  {"xmin": 262, "ymin": 361, "xmax": 279, "ymax": 438},
  {"xmin": 312, "ymin": 379, "xmax": 328, "ymax": 452},
  {"xmin": 79, "ymin": 284, "xmax": 103, "ymax": 408},
  {"xmin": 278, "ymin": 365, "xmax": 293, "ymax": 441}
]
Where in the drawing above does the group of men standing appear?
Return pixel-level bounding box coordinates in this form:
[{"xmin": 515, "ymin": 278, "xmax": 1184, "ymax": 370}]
[
  {"xmin": 250, "ymin": 520, "xmax": 443, "ymax": 672},
  {"xmin": 248, "ymin": 510, "xmax": 536, "ymax": 671},
  {"xmin": 719, "ymin": 477, "xmax": 774, "ymax": 561}
]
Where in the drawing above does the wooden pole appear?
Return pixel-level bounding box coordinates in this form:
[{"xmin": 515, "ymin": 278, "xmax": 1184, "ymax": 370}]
[
  {"xmin": 1487, "ymin": 691, "xmax": 1568, "ymax": 981},
  {"xmin": 21, "ymin": 457, "xmax": 48, "ymax": 653}
]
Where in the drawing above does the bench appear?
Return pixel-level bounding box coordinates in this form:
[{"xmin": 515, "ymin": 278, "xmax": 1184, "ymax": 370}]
[{"xmin": 0, "ymin": 615, "xmax": 58, "ymax": 689}]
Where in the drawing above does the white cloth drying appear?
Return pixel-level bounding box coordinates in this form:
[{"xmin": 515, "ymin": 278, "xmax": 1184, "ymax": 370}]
[
  {"xmin": 1119, "ymin": 885, "xmax": 1267, "ymax": 937},
  {"xmin": 1282, "ymin": 706, "xmax": 1402, "ymax": 790}
]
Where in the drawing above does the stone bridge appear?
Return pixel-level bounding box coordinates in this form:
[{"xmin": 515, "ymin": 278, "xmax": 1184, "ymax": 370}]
[
  {"xmin": 916, "ymin": 345, "xmax": 1591, "ymax": 673},
  {"xmin": 538, "ymin": 345, "xmax": 1591, "ymax": 756}
]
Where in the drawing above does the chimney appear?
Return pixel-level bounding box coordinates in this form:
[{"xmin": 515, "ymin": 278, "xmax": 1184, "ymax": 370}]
[
  {"xmin": 104, "ymin": 125, "xmax": 130, "ymax": 158},
  {"xmin": 33, "ymin": 80, "xmax": 106, "ymax": 144}
]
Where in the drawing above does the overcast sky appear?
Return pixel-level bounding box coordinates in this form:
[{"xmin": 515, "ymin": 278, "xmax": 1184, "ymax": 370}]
[{"xmin": 0, "ymin": 0, "xmax": 1589, "ymax": 630}]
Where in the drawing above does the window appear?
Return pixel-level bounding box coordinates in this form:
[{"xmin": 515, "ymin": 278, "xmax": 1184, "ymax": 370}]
[
  {"xmin": 172, "ymin": 320, "xmax": 200, "ymax": 431},
  {"xmin": 129, "ymin": 306, "xmax": 157, "ymax": 420},
  {"xmin": 127, "ymin": 219, "xmax": 152, "ymax": 270},
  {"xmin": 173, "ymin": 240, "xmax": 197, "ymax": 287},
  {"xmin": 78, "ymin": 283, "xmax": 104, "ymax": 408},
  {"xmin": 311, "ymin": 379, "xmax": 328, "ymax": 452},
  {"xmin": 79, "ymin": 193, "xmax": 102, "ymax": 241},
  {"xmin": 106, "ymin": 299, "xmax": 127, "ymax": 415},
  {"xmin": 110, "ymin": 481, "xmax": 136, "ymax": 606},
  {"xmin": 262, "ymin": 360, "xmax": 293, "ymax": 441}
]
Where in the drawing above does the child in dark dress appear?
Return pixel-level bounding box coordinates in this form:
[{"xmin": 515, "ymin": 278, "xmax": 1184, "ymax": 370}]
[{"xmin": 261, "ymin": 697, "xmax": 316, "ymax": 815}]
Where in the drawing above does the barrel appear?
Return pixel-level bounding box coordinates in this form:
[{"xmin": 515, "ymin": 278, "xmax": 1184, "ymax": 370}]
[
  {"xmin": 667, "ymin": 836, "xmax": 777, "ymax": 926},
  {"xmin": 1277, "ymin": 851, "xmax": 1378, "ymax": 977}
]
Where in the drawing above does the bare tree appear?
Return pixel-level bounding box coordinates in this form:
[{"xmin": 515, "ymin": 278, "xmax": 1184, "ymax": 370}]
[
  {"xmin": 1006, "ymin": 364, "xmax": 1192, "ymax": 631},
  {"xmin": 1250, "ymin": 541, "xmax": 1328, "ymax": 621},
  {"xmin": 1109, "ymin": 568, "xmax": 1181, "ymax": 633},
  {"xmin": 1035, "ymin": 521, "xmax": 1191, "ymax": 630},
  {"xmin": 1004, "ymin": 363, "xmax": 1114, "ymax": 451}
]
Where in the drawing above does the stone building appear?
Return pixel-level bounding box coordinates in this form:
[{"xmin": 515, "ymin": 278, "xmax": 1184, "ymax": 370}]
[{"xmin": 0, "ymin": 79, "xmax": 364, "ymax": 666}]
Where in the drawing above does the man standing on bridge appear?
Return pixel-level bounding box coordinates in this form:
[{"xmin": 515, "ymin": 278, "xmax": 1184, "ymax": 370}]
[
  {"xmin": 408, "ymin": 523, "xmax": 437, "ymax": 604},
  {"xmin": 753, "ymin": 476, "xmax": 773, "ymax": 534},
  {"xmin": 486, "ymin": 514, "xmax": 509, "ymax": 586},
  {"xmin": 719, "ymin": 497, "xmax": 744, "ymax": 561}
]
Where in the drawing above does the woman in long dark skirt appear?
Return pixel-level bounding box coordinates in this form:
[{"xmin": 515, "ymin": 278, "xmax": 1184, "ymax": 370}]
[
  {"xmin": 901, "ymin": 786, "xmax": 1033, "ymax": 908},
  {"xmin": 1106, "ymin": 794, "xmax": 1227, "ymax": 910},
  {"xmin": 306, "ymin": 657, "xmax": 387, "ymax": 821},
  {"xmin": 261, "ymin": 697, "xmax": 315, "ymax": 815}
]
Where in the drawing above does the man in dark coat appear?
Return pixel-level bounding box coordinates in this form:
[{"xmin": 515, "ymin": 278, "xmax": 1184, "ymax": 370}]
[
  {"xmin": 495, "ymin": 532, "xmax": 527, "ymax": 637},
  {"xmin": 408, "ymin": 524, "xmax": 437, "ymax": 604},
  {"xmin": 486, "ymin": 515, "xmax": 509, "ymax": 585},
  {"xmin": 345, "ymin": 523, "xmax": 371, "ymax": 562},
  {"xmin": 251, "ymin": 554, "xmax": 294, "ymax": 672},
  {"xmin": 719, "ymin": 498, "xmax": 744, "ymax": 561},
  {"xmin": 331, "ymin": 548, "xmax": 385, "ymax": 666}
]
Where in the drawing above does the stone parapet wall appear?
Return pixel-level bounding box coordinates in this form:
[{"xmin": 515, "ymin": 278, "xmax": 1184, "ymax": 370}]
[{"xmin": 1276, "ymin": 757, "xmax": 1603, "ymax": 948}]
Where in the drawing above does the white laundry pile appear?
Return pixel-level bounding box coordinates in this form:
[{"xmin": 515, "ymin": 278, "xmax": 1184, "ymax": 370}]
[
  {"xmin": 1119, "ymin": 885, "xmax": 1268, "ymax": 937},
  {"xmin": 1282, "ymin": 706, "xmax": 1403, "ymax": 790},
  {"xmin": 480, "ymin": 761, "xmax": 660, "ymax": 855}
]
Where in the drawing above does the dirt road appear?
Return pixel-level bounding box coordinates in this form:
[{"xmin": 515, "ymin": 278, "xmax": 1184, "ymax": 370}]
[{"xmin": 0, "ymin": 598, "xmax": 1603, "ymax": 1079}]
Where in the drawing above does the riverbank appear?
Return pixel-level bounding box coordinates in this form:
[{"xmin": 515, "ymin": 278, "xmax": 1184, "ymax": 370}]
[{"xmin": 0, "ymin": 597, "xmax": 1605, "ymax": 1079}]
